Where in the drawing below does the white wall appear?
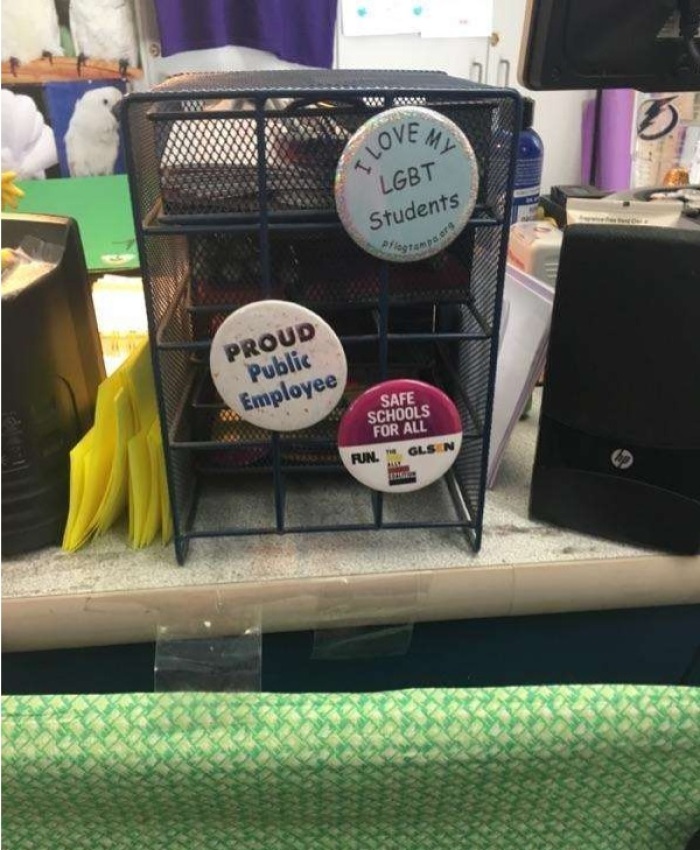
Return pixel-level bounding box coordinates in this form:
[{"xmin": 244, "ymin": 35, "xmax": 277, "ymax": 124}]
[
  {"xmin": 336, "ymin": 31, "xmax": 489, "ymax": 80},
  {"xmin": 336, "ymin": 8, "xmax": 592, "ymax": 191}
]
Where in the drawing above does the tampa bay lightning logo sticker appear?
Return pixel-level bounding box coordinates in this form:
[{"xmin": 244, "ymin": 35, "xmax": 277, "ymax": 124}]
[{"xmin": 637, "ymin": 96, "xmax": 679, "ymax": 142}]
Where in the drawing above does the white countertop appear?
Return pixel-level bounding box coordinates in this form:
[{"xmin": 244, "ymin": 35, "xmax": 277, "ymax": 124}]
[{"xmin": 4, "ymin": 393, "xmax": 700, "ymax": 651}]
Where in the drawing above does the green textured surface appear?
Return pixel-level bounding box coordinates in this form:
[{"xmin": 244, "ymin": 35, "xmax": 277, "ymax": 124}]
[
  {"xmin": 3, "ymin": 686, "xmax": 700, "ymax": 849},
  {"xmin": 15, "ymin": 175, "xmax": 138, "ymax": 273}
]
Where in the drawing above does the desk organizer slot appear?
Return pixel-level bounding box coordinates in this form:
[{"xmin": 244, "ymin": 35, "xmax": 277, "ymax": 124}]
[
  {"xmin": 145, "ymin": 89, "xmax": 503, "ymax": 220},
  {"xmin": 182, "ymin": 227, "xmax": 484, "ymax": 335},
  {"xmin": 123, "ymin": 70, "xmax": 519, "ymax": 562}
]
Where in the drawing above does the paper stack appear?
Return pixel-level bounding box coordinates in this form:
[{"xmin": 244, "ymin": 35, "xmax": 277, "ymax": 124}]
[
  {"xmin": 487, "ymin": 265, "xmax": 555, "ymax": 489},
  {"xmin": 62, "ymin": 341, "xmax": 172, "ymax": 551}
]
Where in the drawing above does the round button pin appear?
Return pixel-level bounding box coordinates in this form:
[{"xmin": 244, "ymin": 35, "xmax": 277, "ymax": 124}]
[
  {"xmin": 209, "ymin": 301, "xmax": 348, "ymax": 432},
  {"xmin": 335, "ymin": 106, "xmax": 478, "ymax": 263},
  {"xmin": 337, "ymin": 379, "xmax": 463, "ymax": 493}
]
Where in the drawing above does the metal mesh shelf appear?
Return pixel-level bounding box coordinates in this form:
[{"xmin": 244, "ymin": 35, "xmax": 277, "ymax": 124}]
[
  {"xmin": 144, "ymin": 85, "xmax": 503, "ymax": 220},
  {"xmin": 155, "ymin": 269, "xmax": 494, "ymax": 352},
  {"xmin": 186, "ymin": 470, "xmax": 477, "ymax": 541},
  {"xmin": 171, "ymin": 349, "xmax": 485, "ymax": 471},
  {"xmin": 122, "ymin": 70, "xmax": 519, "ymax": 563},
  {"xmin": 150, "ymin": 204, "xmax": 504, "ymax": 231}
]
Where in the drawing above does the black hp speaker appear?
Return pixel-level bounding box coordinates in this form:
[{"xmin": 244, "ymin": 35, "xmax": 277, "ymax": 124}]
[{"xmin": 530, "ymin": 224, "xmax": 700, "ymax": 554}]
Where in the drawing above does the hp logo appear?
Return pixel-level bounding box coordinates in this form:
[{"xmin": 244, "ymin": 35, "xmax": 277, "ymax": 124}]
[{"xmin": 611, "ymin": 448, "xmax": 634, "ymax": 470}]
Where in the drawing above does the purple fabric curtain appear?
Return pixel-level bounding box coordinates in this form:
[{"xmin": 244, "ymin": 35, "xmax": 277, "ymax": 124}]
[{"xmin": 154, "ymin": 0, "xmax": 338, "ymax": 68}]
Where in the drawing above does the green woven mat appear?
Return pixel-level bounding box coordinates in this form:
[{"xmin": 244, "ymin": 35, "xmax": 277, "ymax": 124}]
[{"xmin": 3, "ymin": 686, "xmax": 700, "ymax": 849}]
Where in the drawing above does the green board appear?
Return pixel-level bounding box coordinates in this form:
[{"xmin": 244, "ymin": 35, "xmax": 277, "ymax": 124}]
[{"xmin": 15, "ymin": 175, "xmax": 138, "ymax": 274}]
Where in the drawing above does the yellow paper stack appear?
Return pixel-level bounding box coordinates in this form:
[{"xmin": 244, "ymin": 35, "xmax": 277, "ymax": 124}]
[{"xmin": 62, "ymin": 341, "xmax": 173, "ymax": 551}]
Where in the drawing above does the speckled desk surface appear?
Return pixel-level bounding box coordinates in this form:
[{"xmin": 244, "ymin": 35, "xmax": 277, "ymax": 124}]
[{"xmin": 3, "ymin": 394, "xmax": 700, "ymax": 651}]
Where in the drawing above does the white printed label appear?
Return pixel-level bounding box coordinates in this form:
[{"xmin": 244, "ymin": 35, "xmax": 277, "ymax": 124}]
[{"xmin": 339, "ymin": 433, "xmax": 463, "ymax": 492}]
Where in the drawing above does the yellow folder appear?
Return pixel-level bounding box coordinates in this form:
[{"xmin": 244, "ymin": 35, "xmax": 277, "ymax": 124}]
[
  {"xmin": 65, "ymin": 372, "xmax": 122, "ymax": 548},
  {"xmin": 61, "ymin": 428, "xmax": 94, "ymax": 551},
  {"xmin": 63, "ymin": 340, "xmax": 173, "ymax": 552},
  {"xmin": 95, "ymin": 386, "xmax": 136, "ymax": 536}
]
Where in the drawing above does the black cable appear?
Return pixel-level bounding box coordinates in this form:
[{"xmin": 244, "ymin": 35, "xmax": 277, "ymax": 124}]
[
  {"xmin": 678, "ymin": 0, "xmax": 700, "ymax": 68},
  {"xmin": 588, "ymin": 88, "xmax": 604, "ymax": 186}
]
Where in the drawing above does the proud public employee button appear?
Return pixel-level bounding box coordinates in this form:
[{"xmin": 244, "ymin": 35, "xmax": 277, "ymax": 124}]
[
  {"xmin": 210, "ymin": 301, "xmax": 348, "ymax": 432},
  {"xmin": 337, "ymin": 379, "xmax": 463, "ymax": 492},
  {"xmin": 334, "ymin": 105, "xmax": 478, "ymax": 263}
]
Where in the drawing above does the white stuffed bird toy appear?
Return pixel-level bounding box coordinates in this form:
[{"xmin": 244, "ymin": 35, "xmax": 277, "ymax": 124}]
[
  {"xmin": 1, "ymin": 0, "xmax": 63, "ymax": 64},
  {"xmin": 1, "ymin": 89, "xmax": 58, "ymax": 179},
  {"xmin": 64, "ymin": 86, "xmax": 123, "ymax": 177},
  {"xmin": 69, "ymin": 0, "xmax": 139, "ymax": 72}
]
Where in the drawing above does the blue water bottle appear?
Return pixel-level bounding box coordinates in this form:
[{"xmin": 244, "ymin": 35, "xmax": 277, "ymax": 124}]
[{"xmin": 511, "ymin": 97, "xmax": 544, "ymax": 225}]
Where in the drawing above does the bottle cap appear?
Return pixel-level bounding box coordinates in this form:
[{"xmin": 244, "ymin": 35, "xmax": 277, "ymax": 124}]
[
  {"xmin": 522, "ymin": 97, "xmax": 535, "ymax": 130},
  {"xmin": 210, "ymin": 300, "xmax": 348, "ymax": 432},
  {"xmin": 337, "ymin": 379, "xmax": 463, "ymax": 492},
  {"xmin": 335, "ymin": 106, "xmax": 478, "ymax": 263}
]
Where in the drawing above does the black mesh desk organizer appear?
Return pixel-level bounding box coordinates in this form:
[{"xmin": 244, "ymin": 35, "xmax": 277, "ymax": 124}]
[{"xmin": 122, "ymin": 70, "xmax": 520, "ymax": 564}]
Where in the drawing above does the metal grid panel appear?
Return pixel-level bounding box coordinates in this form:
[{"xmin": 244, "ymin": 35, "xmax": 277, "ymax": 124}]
[
  {"xmin": 122, "ymin": 71, "xmax": 519, "ymax": 563},
  {"xmin": 149, "ymin": 69, "xmax": 496, "ymax": 95},
  {"xmin": 154, "ymin": 300, "xmax": 197, "ymax": 532},
  {"xmin": 184, "ymin": 228, "xmax": 489, "ymax": 327},
  {"xmin": 264, "ymin": 113, "xmax": 351, "ymax": 212},
  {"xmin": 466, "ymin": 225, "xmax": 504, "ymax": 334},
  {"xmin": 133, "ymin": 233, "xmax": 196, "ymax": 558},
  {"xmin": 123, "ymin": 99, "xmax": 161, "ymax": 226},
  {"xmin": 140, "ymin": 233, "xmax": 189, "ymax": 327},
  {"xmin": 155, "ymin": 111, "xmax": 260, "ymax": 216},
  {"xmin": 137, "ymin": 91, "xmax": 513, "ymax": 220},
  {"xmin": 185, "ymin": 334, "xmax": 482, "ymax": 476}
]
